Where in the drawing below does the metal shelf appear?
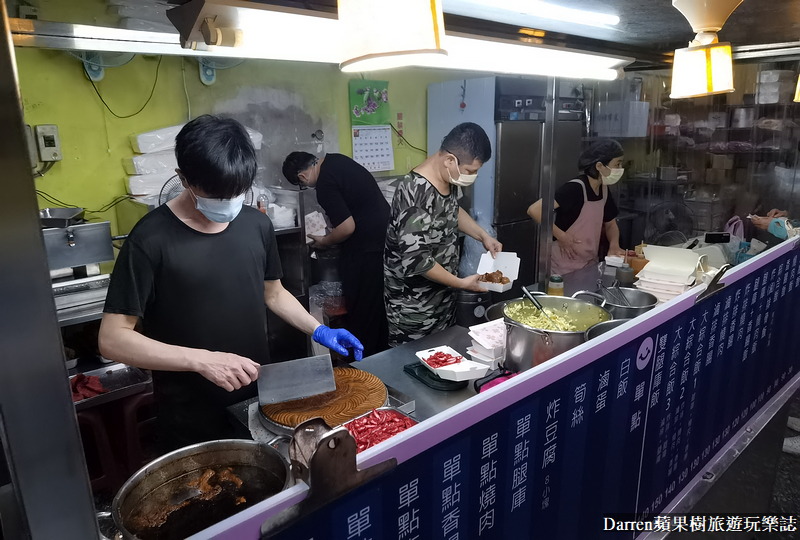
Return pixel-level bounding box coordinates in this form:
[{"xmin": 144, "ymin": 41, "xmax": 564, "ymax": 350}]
[
  {"xmin": 275, "ymin": 226, "xmax": 301, "ymax": 236},
  {"xmin": 57, "ymin": 301, "xmax": 105, "ymax": 327}
]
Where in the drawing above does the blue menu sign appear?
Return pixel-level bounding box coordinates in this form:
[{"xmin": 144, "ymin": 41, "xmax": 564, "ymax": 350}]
[{"xmin": 265, "ymin": 250, "xmax": 800, "ymax": 540}]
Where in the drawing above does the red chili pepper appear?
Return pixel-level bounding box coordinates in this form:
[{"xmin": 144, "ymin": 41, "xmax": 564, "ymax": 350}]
[{"xmin": 345, "ymin": 409, "xmax": 418, "ymax": 452}]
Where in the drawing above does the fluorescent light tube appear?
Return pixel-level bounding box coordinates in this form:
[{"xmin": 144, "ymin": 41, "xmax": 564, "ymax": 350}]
[{"xmin": 448, "ymin": 0, "xmax": 620, "ymax": 28}]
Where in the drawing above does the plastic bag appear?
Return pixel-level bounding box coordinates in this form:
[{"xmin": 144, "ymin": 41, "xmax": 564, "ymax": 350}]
[
  {"xmin": 724, "ymin": 216, "xmax": 744, "ymax": 239},
  {"xmin": 122, "ymin": 150, "xmax": 177, "ymax": 175},
  {"xmin": 130, "ymin": 123, "xmax": 263, "ymax": 154},
  {"xmin": 127, "ymin": 170, "xmax": 175, "ymax": 196}
]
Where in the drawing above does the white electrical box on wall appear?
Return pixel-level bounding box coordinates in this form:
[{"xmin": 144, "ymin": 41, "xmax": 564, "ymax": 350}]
[{"xmin": 34, "ymin": 124, "xmax": 62, "ymax": 162}]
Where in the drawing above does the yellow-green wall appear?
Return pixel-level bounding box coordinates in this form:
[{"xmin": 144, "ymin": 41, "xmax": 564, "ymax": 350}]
[{"xmin": 15, "ymin": 46, "xmax": 474, "ymax": 235}]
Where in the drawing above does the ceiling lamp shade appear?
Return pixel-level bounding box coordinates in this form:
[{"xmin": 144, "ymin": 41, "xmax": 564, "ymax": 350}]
[
  {"xmin": 670, "ymin": 41, "xmax": 734, "ymax": 99},
  {"xmin": 794, "ymin": 75, "xmax": 800, "ymax": 103},
  {"xmin": 338, "ymin": 0, "xmax": 447, "ymax": 72},
  {"xmin": 672, "ymin": 0, "xmax": 743, "ymax": 34},
  {"xmin": 669, "ymin": 0, "xmax": 743, "ymax": 99}
]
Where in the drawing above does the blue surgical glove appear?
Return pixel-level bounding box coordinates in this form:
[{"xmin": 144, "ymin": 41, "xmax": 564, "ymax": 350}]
[{"xmin": 312, "ymin": 325, "xmax": 364, "ymax": 361}]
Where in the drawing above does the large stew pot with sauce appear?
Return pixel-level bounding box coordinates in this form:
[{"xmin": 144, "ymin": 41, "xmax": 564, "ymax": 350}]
[
  {"xmin": 108, "ymin": 440, "xmax": 291, "ymax": 540},
  {"xmin": 501, "ymin": 295, "xmax": 612, "ymax": 372}
]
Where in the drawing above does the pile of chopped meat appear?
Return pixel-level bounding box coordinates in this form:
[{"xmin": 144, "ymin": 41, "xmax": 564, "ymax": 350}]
[
  {"xmin": 70, "ymin": 374, "xmax": 107, "ymax": 402},
  {"xmin": 478, "ymin": 270, "xmax": 510, "ymax": 284},
  {"xmin": 423, "ymin": 351, "xmax": 463, "ymax": 369},
  {"xmin": 345, "ymin": 409, "xmax": 417, "ymax": 453}
]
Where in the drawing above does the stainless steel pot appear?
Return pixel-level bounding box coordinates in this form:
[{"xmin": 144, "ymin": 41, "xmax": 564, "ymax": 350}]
[
  {"xmin": 110, "ymin": 439, "xmax": 291, "ymax": 540},
  {"xmin": 572, "ymin": 287, "xmax": 657, "ymax": 319},
  {"xmin": 485, "ymin": 300, "xmax": 509, "ymax": 322},
  {"xmin": 586, "ymin": 319, "xmax": 632, "ymax": 340},
  {"xmin": 503, "ymin": 295, "xmax": 612, "ymax": 372}
]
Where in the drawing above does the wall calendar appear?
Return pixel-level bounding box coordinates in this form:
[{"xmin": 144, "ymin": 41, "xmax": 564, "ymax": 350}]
[{"xmin": 352, "ymin": 125, "xmax": 394, "ymax": 173}]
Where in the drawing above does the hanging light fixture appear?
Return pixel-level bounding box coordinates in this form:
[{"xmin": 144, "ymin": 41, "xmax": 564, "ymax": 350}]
[
  {"xmin": 338, "ymin": 0, "xmax": 447, "ymax": 72},
  {"xmin": 793, "ymin": 75, "xmax": 800, "ymax": 103},
  {"xmin": 670, "ymin": 0, "xmax": 743, "ymax": 99}
]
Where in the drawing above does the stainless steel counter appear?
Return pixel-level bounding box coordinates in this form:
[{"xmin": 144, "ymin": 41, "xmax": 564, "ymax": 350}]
[{"xmin": 352, "ymin": 325, "xmax": 477, "ymax": 421}]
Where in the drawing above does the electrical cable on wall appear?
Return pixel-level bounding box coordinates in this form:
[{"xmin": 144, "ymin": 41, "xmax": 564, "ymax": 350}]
[
  {"xmin": 35, "ymin": 190, "xmax": 132, "ymax": 214},
  {"xmin": 181, "ymin": 57, "xmax": 192, "ymax": 120},
  {"xmin": 89, "ymin": 55, "xmax": 163, "ymax": 119},
  {"xmin": 390, "ymin": 123, "xmax": 426, "ymax": 154},
  {"xmin": 32, "ymin": 162, "xmax": 54, "ymax": 178}
]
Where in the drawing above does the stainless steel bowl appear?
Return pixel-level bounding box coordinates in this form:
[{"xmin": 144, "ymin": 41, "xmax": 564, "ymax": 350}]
[
  {"xmin": 586, "ymin": 319, "xmax": 632, "ymax": 340},
  {"xmin": 485, "ymin": 300, "xmax": 510, "ymax": 322},
  {"xmin": 572, "ymin": 287, "xmax": 658, "ymax": 319},
  {"xmin": 502, "ymin": 296, "xmax": 612, "ymax": 373}
]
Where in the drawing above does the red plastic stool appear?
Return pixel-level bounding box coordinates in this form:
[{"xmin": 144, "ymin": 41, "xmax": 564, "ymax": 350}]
[
  {"xmin": 76, "ymin": 408, "xmax": 124, "ymax": 493},
  {"xmin": 119, "ymin": 390, "xmax": 156, "ymax": 476}
]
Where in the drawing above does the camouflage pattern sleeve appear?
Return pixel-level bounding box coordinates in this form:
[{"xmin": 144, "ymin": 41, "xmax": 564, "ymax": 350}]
[{"xmin": 394, "ymin": 205, "xmax": 437, "ymax": 277}]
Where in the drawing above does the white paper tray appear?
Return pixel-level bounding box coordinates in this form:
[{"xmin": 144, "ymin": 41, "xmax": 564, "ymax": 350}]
[
  {"xmin": 477, "ymin": 251, "xmax": 520, "ymax": 293},
  {"xmin": 467, "ymin": 349, "xmax": 502, "ymax": 370},
  {"xmin": 469, "ymin": 338, "xmax": 504, "ymax": 360},
  {"xmin": 415, "ymin": 345, "xmax": 490, "ymax": 382}
]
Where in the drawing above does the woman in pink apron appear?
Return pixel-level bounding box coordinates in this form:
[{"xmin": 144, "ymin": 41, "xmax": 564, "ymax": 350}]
[{"xmin": 528, "ymin": 139, "xmax": 626, "ymax": 276}]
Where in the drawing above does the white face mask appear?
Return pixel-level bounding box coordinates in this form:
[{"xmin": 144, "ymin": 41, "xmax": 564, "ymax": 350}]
[
  {"xmin": 601, "ymin": 167, "xmax": 624, "ymax": 185},
  {"xmin": 447, "ymin": 155, "xmax": 478, "ymax": 187},
  {"xmin": 189, "ymin": 189, "xmax": 246, "ymax": 223}
]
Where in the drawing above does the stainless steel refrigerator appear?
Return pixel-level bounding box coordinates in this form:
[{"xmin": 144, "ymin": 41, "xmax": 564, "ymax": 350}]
[{"xmin": 494, "ymin": 120, "xmax": 583, "ymax": 295}]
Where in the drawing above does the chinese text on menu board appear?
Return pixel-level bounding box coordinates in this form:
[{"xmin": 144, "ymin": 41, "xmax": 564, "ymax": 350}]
[
  {"xmin": 269, "ymin": 250, "xmax": 800, "ymax": 540},
  {"xmin": 352, "ymin": 125, "xmax": 394, "ymax": 173}
]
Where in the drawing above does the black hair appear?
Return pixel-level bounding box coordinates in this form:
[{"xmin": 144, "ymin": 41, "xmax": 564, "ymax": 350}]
[
  {"xmin": 578, "ymin": 139, "xmax": 624, "ymax": 179},
  {"xmin": 282, "ymin": 151, "xmax": 317, "ymax": 186},
  {"xmin": 439, "ymin": 122, "xmax": 492, "ymax": 164},
  {"xmin": 174, "ymin": 115, "xmax": 256, "ymax": 199}
]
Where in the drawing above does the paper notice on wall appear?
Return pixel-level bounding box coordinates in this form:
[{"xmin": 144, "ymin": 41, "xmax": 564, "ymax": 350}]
[{"xmin": 352, "ymin": 125, "xmax": 394, "ymax": 173}]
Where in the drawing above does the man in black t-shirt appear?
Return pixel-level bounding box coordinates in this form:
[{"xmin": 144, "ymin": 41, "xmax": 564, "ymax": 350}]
[
  {"xmin": 100, "ymin": 116, "xmax": 363, "ymax": 451},
  {"xmin": 282, "ymin": 152, "xmax": 390, "ymax": 356}
]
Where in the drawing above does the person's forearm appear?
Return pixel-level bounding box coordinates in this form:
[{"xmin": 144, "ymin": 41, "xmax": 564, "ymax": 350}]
[
  {"xmin": 552, "ymin": 225, "xmax": 567, "ymax": 242},
  {"xmin": 425, "ymin": 263, "xmax": 463, "ymax": 288},
  {"xmin": 527, "ymin": 200, "xmax": 543, "ymax": 223},
  {"xmin": 265, "ymin": 284, "xmax": 321, "ymax": 335},
  {"xmin": 99, "ymin": 321, "xmax": 196, "ymax": 372},
  {"xmin": 605, "ymin": 220, "xmax": 621, "ymax": 248},
  {"xmin": 316, "ymin": 219, "xmax": 355, "ymax": 247},
  {"xmin": 458, "ymin": 207, "xmax": 489, "ymax": 243}
]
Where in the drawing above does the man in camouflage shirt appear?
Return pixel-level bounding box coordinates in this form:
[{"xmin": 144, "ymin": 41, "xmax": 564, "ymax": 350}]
[{"xmin": 384, "ymin": 123, "xmax": 502, "ymax": 346}]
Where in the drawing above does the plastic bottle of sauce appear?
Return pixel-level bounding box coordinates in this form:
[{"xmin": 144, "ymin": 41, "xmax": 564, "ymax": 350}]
[{"xmin": 547, "ymin": 275, "xmax": 564, "ymax": 296}]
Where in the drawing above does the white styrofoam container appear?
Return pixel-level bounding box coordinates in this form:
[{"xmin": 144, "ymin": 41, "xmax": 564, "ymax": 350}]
[
  {"xmin": 416, "ymin": 345, "xmax": 490, "ymax": 382},
  {"xmin": 467, "ymin": 349, "xmax": 501, "ymax": 370},
  {"xmin": 476, "ymin": 251, "xmax": 520, "ymax": 293}
]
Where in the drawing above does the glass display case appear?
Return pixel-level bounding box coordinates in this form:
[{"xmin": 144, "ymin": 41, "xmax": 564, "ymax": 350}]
[{"xmin": 587, "ymin": 62, "xmax": 800, "ymax": 253}]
